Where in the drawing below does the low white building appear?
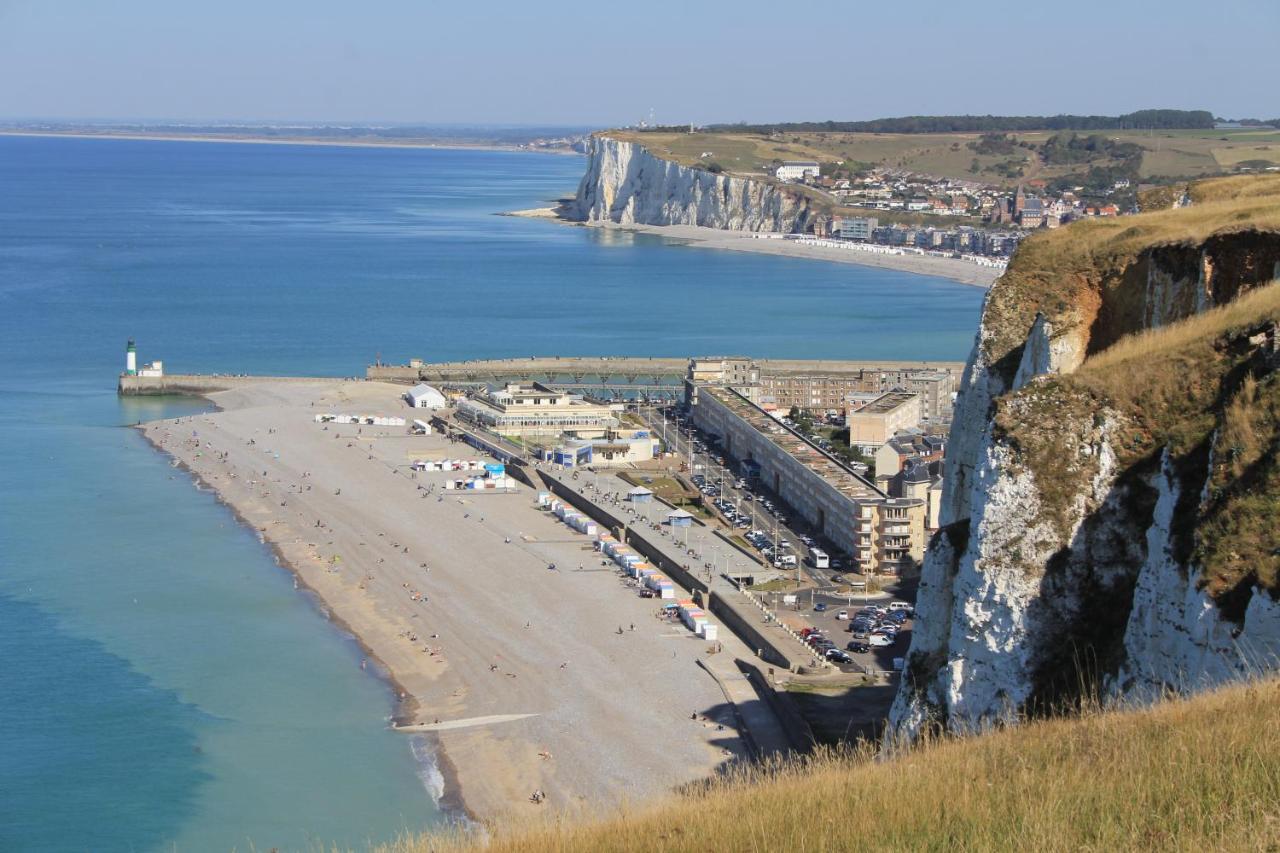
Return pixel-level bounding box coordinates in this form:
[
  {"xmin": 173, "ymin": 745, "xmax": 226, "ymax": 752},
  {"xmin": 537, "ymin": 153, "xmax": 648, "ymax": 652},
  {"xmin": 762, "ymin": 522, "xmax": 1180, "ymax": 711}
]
[
  {"xmin": 774, "ymin": 161, "xmax": 820, "ymax": 182},
  {"xmin": 456, "ymin": 382, "xmax": 617, "ymax": 438},
  {"xmin": 405, "ymin": 383, "xmax": 447, "ymax": 409}
]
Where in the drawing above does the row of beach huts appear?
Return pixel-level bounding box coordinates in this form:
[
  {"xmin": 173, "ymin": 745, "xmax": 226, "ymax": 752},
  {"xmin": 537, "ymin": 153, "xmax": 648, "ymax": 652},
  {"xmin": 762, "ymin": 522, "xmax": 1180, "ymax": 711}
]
[
  {"xmin": 313, "ymin": 414, "xmax": 408, "ymax": 427},
  {"xmin": 414, "ymin": 459, "xmax": 518, "ymax": 491},
  {"xmin": 537, "ymin": 494, "xmax": 719, "ymax": 642}
]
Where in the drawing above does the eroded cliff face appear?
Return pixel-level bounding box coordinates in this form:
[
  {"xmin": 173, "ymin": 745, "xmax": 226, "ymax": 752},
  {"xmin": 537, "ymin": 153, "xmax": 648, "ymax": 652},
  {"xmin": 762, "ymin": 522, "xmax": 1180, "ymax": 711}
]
[
  {"xmin": 890, "ymin": 193, "xmax": 1280, "ymax": 740},
  {"xmin": 569, "ymin": 136, "xmax": 815, "ymax": 232}
]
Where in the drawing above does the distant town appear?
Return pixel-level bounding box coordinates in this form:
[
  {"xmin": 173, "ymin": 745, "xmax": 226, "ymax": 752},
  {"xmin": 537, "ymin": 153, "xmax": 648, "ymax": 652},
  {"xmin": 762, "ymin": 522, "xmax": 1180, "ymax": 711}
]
[{"xmin": 776, "ymin": 161, "xmax": 1129, "ymax": 259}]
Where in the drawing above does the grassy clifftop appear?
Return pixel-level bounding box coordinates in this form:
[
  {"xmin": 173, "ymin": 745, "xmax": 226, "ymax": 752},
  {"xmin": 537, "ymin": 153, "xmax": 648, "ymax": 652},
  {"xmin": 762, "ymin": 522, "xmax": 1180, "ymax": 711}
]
[
  {"xmin": 387, "ymin": 678, "xmax": 1280, "ymax": 851},
  {"xmin": 977, "ymin": 172, "xmax": 1280, "ymax": 371},
  {"xmin": 979, "ymin": 174, "xmax": 1280, "ymax": 373}
]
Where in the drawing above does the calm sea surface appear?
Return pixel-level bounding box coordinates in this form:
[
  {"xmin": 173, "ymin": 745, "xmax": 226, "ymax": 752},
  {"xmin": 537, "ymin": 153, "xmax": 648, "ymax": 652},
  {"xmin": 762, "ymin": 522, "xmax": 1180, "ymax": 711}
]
[{"xmin": 0, "ymin": 136, "xmax": 983, "ymax": 851}]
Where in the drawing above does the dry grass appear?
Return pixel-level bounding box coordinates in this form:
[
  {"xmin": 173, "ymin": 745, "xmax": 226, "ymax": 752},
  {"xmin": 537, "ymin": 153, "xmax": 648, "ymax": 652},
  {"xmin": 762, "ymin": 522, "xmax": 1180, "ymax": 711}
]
[
  {"xmin": 1082, "ymin": 280, "xmax": 1280, "ymax": 377},
  {"xmin": 383, "ymin": 678, "xmax": 1280, "ymax": 852},
  {"xmin": 979, "ymin": 174, "xmax": 1280, "ymax": 366},
  {"xmin": 999, "ymin": 280, "xmax": 1280, "ymax": 604}
]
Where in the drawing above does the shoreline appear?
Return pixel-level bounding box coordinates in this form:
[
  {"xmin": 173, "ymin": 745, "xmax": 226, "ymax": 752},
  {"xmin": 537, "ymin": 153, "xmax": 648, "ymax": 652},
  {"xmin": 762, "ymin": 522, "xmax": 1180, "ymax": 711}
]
[
  {"xmin": 0, "ymin": 130, "xmax": 582, "ymax": 156},
  {"xmin": 137, "ymin": 380, "xmax": 751, "ymax": 828},
  {"xmin": 137, "ymin": 425, "xmax": 475, "ymax": 823},
  {"xmin": 508, "ymin": 207, "xmax": 1001, "ymax": 287}
]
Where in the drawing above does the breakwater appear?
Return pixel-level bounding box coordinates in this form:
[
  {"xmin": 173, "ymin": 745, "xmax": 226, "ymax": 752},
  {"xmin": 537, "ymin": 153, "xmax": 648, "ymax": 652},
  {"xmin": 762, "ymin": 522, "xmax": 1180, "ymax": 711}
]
[{"xmin": 118, "ymin": 374, "xmax": 340, "ymax": 396}]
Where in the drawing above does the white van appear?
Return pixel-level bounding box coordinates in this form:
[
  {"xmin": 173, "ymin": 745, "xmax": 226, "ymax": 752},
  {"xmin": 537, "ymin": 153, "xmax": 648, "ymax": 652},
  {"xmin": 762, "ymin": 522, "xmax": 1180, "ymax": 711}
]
[{"xmin": 888, "ymin": 601, "xmax": 914, "ymax": 614}]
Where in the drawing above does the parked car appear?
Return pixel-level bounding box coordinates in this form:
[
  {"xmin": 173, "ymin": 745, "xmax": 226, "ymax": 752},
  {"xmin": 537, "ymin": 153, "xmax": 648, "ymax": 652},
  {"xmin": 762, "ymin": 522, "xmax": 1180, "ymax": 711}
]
[
  {"xmin": 831, "ymin": 575, "xmax": 846, "ymax": 585},
  {"xmin": 868, "ymin": 633, "xmax": 894, "ymax": 647},
  {"xmin": 835, "ymin": 610, "xmax": 849, "ymax": 620},
  {"xmin": 846, "ymin": 641, "xmax": 870, "ymax": 653},
  {"xmin": 825, "ymin": 648, "xmax": 852, "ymax": 664},
  {"xmin": 888, "ymin": 601, "xmax": 915, "ymax": 614},
  {"xmin": 814, "ymin": 602, "xmax": 828, "ymax": 612}
]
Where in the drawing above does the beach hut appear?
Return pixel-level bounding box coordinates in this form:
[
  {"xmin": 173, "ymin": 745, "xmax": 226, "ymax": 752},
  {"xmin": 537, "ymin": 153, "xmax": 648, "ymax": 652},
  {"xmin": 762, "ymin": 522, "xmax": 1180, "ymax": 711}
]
[
  {"xmin": 665, "ymin": 508, "xmax": 695, "ymax": 528},
  {"xmin": 701, "ymin": 624, "xmax": 719, "ymax": 641},
  {"xmin": 625, "ymin": 486, "xmax": 654, "ymax": 504}
]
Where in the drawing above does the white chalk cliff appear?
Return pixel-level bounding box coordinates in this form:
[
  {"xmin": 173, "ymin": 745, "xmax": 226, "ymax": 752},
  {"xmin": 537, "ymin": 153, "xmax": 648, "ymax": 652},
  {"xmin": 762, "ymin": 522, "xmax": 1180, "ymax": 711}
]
[
  {"xmin": 569, "ymin": 135, "xmax": 815, "ymax": 232},
  {"xmin": 889, "ymin": 224, "xmax": 1280, "ymax": 740}
]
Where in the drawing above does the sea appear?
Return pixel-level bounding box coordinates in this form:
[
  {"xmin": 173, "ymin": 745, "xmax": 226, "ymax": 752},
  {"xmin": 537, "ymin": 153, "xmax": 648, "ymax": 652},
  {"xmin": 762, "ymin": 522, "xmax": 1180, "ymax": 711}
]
[{"xmin": 0, "ymin": 135, "xmax": 984, "ymax": 851}]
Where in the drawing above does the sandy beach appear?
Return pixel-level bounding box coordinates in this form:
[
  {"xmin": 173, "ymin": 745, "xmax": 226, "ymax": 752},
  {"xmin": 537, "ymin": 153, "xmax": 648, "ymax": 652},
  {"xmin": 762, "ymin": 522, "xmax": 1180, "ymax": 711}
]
[
  {"xmin": 508, "ymin": 208, "xmax": 1002, "ymax": 287},
  {"xmin": 141, "ymin": 380, "xmax": 759, "ymax": 826}
]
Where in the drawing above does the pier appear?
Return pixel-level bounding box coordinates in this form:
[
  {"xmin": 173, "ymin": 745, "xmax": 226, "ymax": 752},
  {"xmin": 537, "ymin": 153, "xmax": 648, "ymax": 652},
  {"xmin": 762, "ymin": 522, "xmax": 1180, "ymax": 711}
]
[{"xmin": 118, "ymin": 374, "xmax": 351, "ymax": 396}]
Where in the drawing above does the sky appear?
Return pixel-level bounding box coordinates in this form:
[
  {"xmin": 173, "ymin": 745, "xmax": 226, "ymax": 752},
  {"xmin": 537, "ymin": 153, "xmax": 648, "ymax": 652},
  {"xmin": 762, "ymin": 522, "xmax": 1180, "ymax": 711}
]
[{"xmin": 0, "ymin": 0, "xmax": 1276, "ymax": 127}]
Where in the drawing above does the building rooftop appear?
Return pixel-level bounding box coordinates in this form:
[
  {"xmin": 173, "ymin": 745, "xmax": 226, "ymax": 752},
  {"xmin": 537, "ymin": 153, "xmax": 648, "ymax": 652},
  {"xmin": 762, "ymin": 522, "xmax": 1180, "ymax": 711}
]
[
  {"xmin": 703, "ymin": 386, "xmax": 886, "ymax": 503},
  {"xmin": 851, "ymin": 391, "xmax": 918, "ymax": 415}
]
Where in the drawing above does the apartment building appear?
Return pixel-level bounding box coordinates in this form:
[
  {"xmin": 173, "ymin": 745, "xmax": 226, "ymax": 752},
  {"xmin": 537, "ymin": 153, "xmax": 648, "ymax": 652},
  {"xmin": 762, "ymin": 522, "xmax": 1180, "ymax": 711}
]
[
  {"xmin": 846, "ymin": 391, "xmax": 921, "ymax": 449},
  {"xmin": 689, "ymin": 384, "xmax": 925, "ymax": 575}
]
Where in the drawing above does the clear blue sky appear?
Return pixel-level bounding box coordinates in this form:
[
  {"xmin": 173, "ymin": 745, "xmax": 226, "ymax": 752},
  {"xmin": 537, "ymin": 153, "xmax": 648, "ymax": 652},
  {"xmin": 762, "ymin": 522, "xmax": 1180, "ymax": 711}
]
[{"xmin": 0, "ymin": 0, "xmax": 1275, "ymax": 126}]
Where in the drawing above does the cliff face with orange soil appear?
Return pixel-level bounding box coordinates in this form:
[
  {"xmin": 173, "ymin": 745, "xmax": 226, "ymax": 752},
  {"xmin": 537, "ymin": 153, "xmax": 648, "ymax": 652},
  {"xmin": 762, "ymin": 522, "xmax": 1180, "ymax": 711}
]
[{"xmin": 890, "ymin": 176, "xmax": 1280, "ymax": 738}]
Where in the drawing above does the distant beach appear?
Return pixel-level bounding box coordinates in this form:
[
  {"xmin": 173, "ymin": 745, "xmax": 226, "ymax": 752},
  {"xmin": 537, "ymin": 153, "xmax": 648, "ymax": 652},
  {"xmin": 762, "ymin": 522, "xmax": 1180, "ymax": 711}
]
[
  {"xmin": 0, "ymin": 129, "xmax": 581, "ymax": 155},
  {"xmin": 509, "ymin": 208, "xmax": 1002, "ymax": 288}
]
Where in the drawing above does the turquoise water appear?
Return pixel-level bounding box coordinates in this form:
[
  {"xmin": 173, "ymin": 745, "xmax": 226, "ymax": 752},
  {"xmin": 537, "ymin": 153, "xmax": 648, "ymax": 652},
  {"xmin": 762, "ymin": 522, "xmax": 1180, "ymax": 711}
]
[{"xmin": 0, "ymin": 136, "xmax": 983, "ymax": 851}]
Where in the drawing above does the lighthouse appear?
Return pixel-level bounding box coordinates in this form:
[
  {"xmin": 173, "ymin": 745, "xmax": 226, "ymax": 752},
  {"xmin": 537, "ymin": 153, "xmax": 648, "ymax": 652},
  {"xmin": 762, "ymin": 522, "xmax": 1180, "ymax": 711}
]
[{"xmin": 126, "ymin": 339, "xmax": 137, "ymax": 376}]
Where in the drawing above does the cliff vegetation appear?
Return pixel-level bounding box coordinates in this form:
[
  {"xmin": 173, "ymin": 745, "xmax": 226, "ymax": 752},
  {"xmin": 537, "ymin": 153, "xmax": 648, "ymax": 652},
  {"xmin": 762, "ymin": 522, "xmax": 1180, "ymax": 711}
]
[{"xmin": 890, "ymin": 174, "xmax": 1280, "ymax": 734}]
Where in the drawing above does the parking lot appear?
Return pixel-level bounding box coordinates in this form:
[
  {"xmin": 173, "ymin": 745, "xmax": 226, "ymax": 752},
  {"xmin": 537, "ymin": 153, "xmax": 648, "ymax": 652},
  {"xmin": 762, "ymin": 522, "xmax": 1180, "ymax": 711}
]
[{"xmin": 781, "ymin": 592, "xmax": 914, "ymax": 674}]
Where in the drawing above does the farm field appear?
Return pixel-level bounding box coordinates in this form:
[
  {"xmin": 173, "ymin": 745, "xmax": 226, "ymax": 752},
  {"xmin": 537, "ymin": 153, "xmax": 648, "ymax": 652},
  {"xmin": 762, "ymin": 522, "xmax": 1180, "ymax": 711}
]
[{"xmin": 610, "ymin": 127, "xmax": 1280, "ymax": 186}]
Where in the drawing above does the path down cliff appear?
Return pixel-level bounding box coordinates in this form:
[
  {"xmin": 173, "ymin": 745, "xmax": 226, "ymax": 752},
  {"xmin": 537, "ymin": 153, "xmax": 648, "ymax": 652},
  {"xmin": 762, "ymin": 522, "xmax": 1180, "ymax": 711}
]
[
  {"xmin": 568, "ymin": 135, "xmax": 815, "ymax": 232},
  {"xmin": 889, "ymin": 175, "xmax": 1280, "ymax": 740}
]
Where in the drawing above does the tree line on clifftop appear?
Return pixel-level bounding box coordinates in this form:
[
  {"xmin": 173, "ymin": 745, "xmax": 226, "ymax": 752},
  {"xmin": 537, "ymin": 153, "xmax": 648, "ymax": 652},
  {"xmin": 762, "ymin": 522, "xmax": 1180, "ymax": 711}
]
[{"xmin": 639, "ymin": 110, "xmax": 1215, "ymax": 135}]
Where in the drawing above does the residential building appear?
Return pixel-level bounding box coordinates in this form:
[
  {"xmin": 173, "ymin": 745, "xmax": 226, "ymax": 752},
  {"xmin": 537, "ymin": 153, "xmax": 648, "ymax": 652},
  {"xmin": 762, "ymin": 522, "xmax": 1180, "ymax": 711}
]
[
  {"xmin": 1018, "ymin": 197, "xmax": 1045, "ymax": 228},
  {"xmin": 874, "ymin": 433, "xmax": 946, "ymax": 483},
  {"xmin": 775, "ymin": 161, "xmax": 820, "ymax": 182},
  {"xmin": 846, "ymin": 391, "xmax": 921, "ymax": 449},
  {"xmin": 689, "ymin": 384, "xmax": 926, "ymax": 575},
  {"xmin": 456, "ymin": 381, "xmax": 617, "ymax": 438},
  {"xmin": 901, "ymin": 371, "xmax": 955, "ymax": 422},
  {"xmin": 834, "ymin": 216, "xmax": 878, "ymax": 241}
]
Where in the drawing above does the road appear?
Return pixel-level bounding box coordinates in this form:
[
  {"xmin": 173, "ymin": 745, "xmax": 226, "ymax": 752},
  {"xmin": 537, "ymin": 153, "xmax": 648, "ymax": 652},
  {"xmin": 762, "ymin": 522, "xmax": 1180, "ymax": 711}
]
[{"xmin": 638, "ymin": 406, "xmax": 843, "ymax": 587}]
